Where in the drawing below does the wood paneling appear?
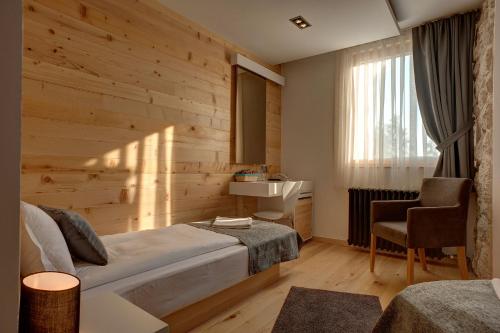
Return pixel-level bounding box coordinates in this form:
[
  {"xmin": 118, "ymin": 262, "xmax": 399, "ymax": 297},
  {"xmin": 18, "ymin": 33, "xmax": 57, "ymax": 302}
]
[
  {"xmin": 266, "ymin": 81, "xmax": 282, "ymax": 166},
  {"xmin": 22, "ymin": 0, "xmax": 281, "ymax": 235}
]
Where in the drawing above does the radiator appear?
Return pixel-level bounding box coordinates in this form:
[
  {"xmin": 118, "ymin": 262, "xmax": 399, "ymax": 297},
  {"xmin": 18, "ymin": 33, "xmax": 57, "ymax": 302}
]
[{"xmin": 348, "ymin": 188, "xmax": 444, "ymax": 258}]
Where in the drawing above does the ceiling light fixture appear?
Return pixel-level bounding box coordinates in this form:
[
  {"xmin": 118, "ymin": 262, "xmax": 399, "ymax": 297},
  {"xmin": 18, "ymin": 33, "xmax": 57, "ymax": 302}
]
[{"xmin": 290, "ymin": 16, "xmax": 311, "ymax": 29}]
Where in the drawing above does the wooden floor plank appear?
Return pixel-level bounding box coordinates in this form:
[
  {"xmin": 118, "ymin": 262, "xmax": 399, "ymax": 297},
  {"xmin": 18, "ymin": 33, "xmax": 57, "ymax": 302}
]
[{"xmin": 189, "ymin": 240, "xmax": 464, "ymax": 333}]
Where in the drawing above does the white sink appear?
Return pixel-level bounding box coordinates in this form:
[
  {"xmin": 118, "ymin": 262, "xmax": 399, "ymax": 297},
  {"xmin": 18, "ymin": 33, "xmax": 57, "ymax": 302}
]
[
  {"xmin": 229, "ymin": 180, "xmax": 313, "ymax": 198},
  {"xmin": 229, "ymin": 181, "xmax": 284, "ymax": 197}
]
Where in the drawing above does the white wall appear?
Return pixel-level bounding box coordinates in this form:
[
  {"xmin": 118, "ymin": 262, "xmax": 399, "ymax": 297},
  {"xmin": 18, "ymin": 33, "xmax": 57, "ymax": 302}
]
[
  {"xmin": 282, "ymin": 15, "xmax": 492, "ymax": 270},
  {"xmin": 282, "ymin": 52, "xmax": 349, "ymax": 240},
  {"xmin": 282, "ymin": 41, "xmax": 479, "ymax": 248},
  {"xmin": 492, "ymin": 0, "xmax": 500, "ymax": 278},
  {"xmin": 0, "ymin": 0, "xmax": 22, "ymax": 331}
]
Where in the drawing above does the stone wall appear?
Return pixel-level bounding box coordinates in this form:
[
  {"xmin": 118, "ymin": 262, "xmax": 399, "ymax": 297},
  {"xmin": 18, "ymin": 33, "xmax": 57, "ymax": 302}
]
[{"xmin": 473, "ymin": 0, "xmax": 495, "ymax": 278}]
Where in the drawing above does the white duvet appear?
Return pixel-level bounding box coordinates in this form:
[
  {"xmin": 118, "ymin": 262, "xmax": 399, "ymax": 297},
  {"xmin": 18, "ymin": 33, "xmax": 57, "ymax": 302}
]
[{"xmin": 76, "ymin": 224, "xmax": 239, "ymax": 290}]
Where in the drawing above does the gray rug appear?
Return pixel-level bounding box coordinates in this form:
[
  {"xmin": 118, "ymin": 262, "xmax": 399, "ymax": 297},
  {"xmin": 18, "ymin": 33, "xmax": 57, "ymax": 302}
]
[{"xmin": 272, "ymin": 287, "xmax": 382, "ymax": 333}]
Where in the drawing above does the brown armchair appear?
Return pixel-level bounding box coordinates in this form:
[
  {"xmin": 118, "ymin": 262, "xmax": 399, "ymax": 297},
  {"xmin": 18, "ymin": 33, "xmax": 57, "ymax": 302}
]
[{"xmin": 370, "ymin": 177, "xmax": 473, "ymax": 285}]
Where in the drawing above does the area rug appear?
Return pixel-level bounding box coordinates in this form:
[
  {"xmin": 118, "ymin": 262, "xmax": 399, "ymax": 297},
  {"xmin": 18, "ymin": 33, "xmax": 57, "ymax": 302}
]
[{"xmin": 272, "ymin": 286, "xmax": 382, "ymax": 333}]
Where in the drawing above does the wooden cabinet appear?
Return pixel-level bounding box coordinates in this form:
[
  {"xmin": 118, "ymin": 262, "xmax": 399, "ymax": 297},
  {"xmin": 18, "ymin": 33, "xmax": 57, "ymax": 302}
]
[{"xmin": 294, "ymin": 197, "xmax": 312, "ymax": 241}]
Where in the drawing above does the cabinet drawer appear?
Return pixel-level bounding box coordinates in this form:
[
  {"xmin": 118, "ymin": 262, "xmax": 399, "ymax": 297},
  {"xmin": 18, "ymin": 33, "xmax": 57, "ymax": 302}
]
[{"xmin": 294, "ymin": 197, "xmax": 312, "ymax": 241}]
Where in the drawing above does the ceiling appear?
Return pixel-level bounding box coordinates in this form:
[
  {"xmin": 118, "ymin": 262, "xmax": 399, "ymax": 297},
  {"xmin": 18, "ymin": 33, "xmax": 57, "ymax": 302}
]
[
  {"xmin": 160, "ymin": 0, "xmax": 483, "ymax": 65},
  {"xmin": 390, "ymin": 0, "xmax": 483, "ymax": 29},
  {"xmin": 160, "ymin": 0, "xmax": 400, "ymax": 64}
]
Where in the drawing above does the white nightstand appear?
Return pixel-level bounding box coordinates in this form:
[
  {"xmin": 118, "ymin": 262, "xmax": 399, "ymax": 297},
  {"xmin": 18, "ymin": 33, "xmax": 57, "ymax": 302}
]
[{"xmin": 80, "ymin": 292, "xmax": 169, "ymax": 333}]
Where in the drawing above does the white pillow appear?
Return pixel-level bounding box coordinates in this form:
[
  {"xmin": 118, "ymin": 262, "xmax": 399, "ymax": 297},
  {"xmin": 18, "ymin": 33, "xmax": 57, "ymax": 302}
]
[
  {"xmin": 493, "ymin": 278, "xmax": 500, "ymax": 299},
  {"xmin": 20, "ymin": 213, "xmax": 45, "ymax": 276},
  {"xmin": 20, "ymin": 201, "xmax": 76, "ymax": 276}
]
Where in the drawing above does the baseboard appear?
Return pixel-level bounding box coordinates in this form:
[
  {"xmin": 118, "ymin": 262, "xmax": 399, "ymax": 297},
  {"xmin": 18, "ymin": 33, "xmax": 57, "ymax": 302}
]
[
  {"xmin": 353, "ymin": 244, "xmax": 461, "ymax": 268},
  {"xmin": 312, "ymin": 236, "xmax": 348, "ymax": 246},
  {"xmin": 313, "ymin": 237, "xmax": 463, "ymax": 268}
]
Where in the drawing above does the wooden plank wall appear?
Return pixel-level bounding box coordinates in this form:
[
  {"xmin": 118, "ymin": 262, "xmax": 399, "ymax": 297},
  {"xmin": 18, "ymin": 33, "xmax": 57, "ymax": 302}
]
[{"xmin": 21, "ymin": 0, "xmax": 281, "ymax": 235}]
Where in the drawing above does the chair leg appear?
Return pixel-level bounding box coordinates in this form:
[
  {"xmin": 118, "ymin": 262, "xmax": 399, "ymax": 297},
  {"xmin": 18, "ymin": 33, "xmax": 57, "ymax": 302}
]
[
  {"xmin": 418, "ymin": 248, "xmax": 427, "ymax": 271},
  {"xmin": 370, "ymin": 234, "xmax": 376, "ymax": 272},
  {"xmin": 457, "ymin": 246, "xmax": 468, "ymax": 280},
  {"xmin": 407, "ymin": 248, "xmax": 415, "ymax": 285}
]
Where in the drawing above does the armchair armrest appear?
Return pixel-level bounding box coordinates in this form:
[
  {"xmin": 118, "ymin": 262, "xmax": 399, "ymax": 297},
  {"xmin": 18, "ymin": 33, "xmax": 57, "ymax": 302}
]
[
  {"xmin": 371, "ymin": 200, "xmax": 420, "ymax": 224},
  {"xmin": 406, "ymin": 205, "xmax": 466, "ymax": 248}
]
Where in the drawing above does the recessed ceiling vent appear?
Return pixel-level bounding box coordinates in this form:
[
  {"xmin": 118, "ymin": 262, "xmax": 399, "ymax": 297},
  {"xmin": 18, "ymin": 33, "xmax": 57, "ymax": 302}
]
[{"xmin": 290, "ymin": 16, "xmax": 311, "ymax": 29}]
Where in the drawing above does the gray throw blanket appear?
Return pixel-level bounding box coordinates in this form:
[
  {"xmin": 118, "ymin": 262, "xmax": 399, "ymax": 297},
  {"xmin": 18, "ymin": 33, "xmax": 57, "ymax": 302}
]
[
  {"xmin": 373, "ymin": 280, "xmax": 500, "ymax": 333},
  {"xmin": 189, "ymin": 220, "xmax": 300, "ymax": 275}
]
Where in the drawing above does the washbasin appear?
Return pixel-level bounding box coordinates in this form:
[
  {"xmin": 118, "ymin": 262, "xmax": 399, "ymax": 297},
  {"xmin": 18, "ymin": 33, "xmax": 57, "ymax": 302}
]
[{"xmin": 229, "ymin": 180, "xmax": 312, "ymax": 197}]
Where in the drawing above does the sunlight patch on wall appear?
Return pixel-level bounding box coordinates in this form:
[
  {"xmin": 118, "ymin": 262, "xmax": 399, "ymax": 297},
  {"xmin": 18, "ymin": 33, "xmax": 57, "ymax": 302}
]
[
  {"xmin": 164, "ymin": 126, "xmax": 174, "ymax": 227},
  {"xmin": 134, "ymin": 126, "xmax": 174, "ymax": 230},
  {"xmin": 103, "ymin": 148, "xmax": 122, "ymax": 160},
  {"xmin": 139, "ymin": 132, "xmax": 159, "ymax": 231},
  {"xmin": 84, "ymin": 158, "xmax": 98, "ymax": 167},
  {"xmin": 125, "ymin": 140, "xmax": 139, "ymax": 195}
]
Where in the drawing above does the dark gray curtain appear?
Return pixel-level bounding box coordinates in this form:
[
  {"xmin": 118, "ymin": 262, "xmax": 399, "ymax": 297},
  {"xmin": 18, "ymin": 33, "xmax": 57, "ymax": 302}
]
[{"xmin": 412, "ymin": 12, "xmax": 477, "ymax": 178}]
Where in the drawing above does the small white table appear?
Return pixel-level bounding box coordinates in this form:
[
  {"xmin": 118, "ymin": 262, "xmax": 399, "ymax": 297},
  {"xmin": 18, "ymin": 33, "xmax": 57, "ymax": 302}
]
[
  {"xmin": 229, "ymin": 180, "xmax": 313, "ymax": 198},
  {"xmin": 229, "ymin": 180, "xmax": 314, "ymax": 240},
  {"xmin": 80, "ymin": 292, "xmax": 169, "ymax": 333}
]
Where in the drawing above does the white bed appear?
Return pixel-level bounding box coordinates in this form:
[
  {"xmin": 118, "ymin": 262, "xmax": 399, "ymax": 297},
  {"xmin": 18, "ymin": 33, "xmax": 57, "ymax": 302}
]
[{"xmin": 77, "ymin": 224, "xmax": 249, "ymax": 318}]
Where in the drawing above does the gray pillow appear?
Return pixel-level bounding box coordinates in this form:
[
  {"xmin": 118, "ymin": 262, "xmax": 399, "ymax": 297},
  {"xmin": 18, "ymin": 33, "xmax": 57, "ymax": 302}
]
[{"xmin": 39, "ymin": 206, "xmax": 108, "ymax": 265}]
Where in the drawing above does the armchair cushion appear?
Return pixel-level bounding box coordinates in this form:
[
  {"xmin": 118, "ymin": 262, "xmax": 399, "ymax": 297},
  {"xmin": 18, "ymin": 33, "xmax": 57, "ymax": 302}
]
[
  {"xmin": 372, "ymin": 221, "xmax": 407, "ymax": 247},
  {"xmin": 371, "ymin": 200, "xmax": 420, "ymax": 225}
]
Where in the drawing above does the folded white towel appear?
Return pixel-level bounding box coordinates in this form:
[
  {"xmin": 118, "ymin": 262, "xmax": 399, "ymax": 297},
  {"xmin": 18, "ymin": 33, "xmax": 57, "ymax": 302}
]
[
  {"xmin": 213, "ymin": 216, "xmax": 253, "ymax": 228},
  {"xmin": 492, "ymin": 278, "xmax": 500, "ymax": 299},
  {"xmin": 212, "ymin": 224, "xmax": 251, "ymax": 229}
]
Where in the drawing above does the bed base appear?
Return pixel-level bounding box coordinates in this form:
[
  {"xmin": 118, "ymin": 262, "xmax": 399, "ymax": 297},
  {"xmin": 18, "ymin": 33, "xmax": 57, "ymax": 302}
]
[{"xmin": 162, "ymin": 264, "xmax": 280, "ymax": 333}]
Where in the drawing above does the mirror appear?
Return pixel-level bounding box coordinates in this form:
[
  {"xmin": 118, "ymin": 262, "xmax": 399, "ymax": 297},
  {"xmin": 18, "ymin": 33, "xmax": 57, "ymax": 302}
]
[{"xmin": 234, "ymin": 66, "xmax": 267, "ymax": 164}]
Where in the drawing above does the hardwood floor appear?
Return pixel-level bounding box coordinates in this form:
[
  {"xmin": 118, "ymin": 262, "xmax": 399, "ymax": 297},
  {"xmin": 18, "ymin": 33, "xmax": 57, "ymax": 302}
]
[{"xmin": 190, "ymin": 239, "xmax": 465, "ymax": 333}]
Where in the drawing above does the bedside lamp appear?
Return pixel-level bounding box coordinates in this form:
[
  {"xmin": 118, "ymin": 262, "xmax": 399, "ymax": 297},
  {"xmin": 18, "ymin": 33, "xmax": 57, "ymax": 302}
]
[{"xmin": 20, "ymin": 272, "xmax": 81, "ymax": 333}]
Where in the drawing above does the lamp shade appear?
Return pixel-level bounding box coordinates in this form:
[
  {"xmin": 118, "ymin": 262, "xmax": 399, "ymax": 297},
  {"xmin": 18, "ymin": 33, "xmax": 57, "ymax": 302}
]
[{"xmin": 20, "ymin": 272, "xmax": 80, "ymax": 333}]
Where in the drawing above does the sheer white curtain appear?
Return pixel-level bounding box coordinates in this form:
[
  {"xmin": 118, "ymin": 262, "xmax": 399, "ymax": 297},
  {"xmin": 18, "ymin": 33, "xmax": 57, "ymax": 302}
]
[{"xmin": 335, "ymin": 32, "xmax": 438, "ymax": 190}]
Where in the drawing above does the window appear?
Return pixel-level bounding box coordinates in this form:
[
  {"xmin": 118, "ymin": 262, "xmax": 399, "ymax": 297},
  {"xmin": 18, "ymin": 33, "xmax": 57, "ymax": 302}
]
[
  {"xmin": 336, "ymin": 33, "xmax": 438, "ymax": 190},
  {"xmin": 352, "ymin": 55, "xmax": 438, "ymax": 164}
]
